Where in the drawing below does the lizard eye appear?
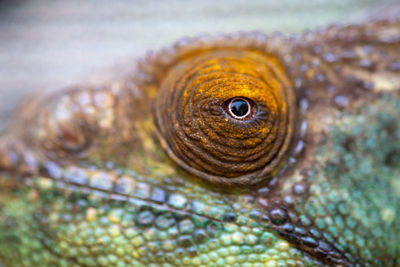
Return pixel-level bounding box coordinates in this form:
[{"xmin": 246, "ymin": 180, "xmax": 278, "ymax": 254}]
[
  {"xmin": 225, "ymin": 97, "xmax": 256, "ymax": 120},
  {"xmin": 154, "ymin": 48, "xmax": 295, "ymax": 186}
]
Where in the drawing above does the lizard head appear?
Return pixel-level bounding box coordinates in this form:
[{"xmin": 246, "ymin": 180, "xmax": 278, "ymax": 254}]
[{"xmin": 0, "ymin": 20, "xmax": 399, "ymax": 266}]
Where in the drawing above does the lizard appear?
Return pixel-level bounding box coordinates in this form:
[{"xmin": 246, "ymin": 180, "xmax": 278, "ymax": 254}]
[{"xmin": 0, "ymin": 18, "xmax": 399, "ymax": 267}]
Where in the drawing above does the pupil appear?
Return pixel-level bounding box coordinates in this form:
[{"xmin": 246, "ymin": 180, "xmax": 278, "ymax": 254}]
[{"xmin": 230, "ymin": 99, "xmax": 249, "ymax": 117}]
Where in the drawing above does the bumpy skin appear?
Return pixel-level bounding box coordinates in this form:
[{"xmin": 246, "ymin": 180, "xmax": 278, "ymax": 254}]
[{"xmin": 0, "ymin": 19, "xmax": 399, "ymax": 267}]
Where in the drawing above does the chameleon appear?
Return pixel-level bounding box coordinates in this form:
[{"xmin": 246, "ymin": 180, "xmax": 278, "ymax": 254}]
[{"xmin": 0, "ymin": 18, "xmax": 399, "ymax": 267}]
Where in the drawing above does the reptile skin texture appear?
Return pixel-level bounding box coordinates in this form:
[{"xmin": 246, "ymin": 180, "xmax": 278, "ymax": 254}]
[{"xmin": 0, "ymin": 19, "xmax": 399, "ymax": 266}]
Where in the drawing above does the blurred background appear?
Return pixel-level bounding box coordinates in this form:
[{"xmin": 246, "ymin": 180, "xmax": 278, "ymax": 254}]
[{"xmin": 0, "ymin": 0, "xmax": 399, "ymax": 130}]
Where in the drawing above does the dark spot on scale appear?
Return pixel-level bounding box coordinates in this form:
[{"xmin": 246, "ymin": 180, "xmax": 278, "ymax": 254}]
[
  {"xmin": 193, "ymin": 229, "xmax": 208, "ymax": 244},
  {"xmin": 383, "ymin": 122, "xmax": 396, "ymax": 136},
  {"xmin": 223, "ymin": 212, "xmax": 237, "ymax": 222},
  {"xmin": 302, "ymin": 236, "xmax": 319, "ymax": 248},
  {"xmin": 164, "ymin": 253, "xmax": 175, "ymax": 263},
  {"xmin": 261, "ymin": 214, "xmax": 270, "ymax": 223},
  {"xmin": 385, "ymin": 149, "xmax": 400, "ymax": 167},
  {"xmin": 136, "ymin": 210, "xmax": 155, "ymax": 227},
  {"xmin": 269, "ymin": 208, "xmax": 287, "ymax": 225},
  {"xmin": 345, "ymin": 75, "xmax": 374, "ymax": 91},
  {"xmin": 249, "ymin": 210, "xmax": 262, "ymax": 220},
  {"xmin": 342, "ymin": 136, "xmax": 356, "ymax": 153},
  {"xmin": 175, "ymin": 248, "xmax": 186, "ymax": 259},
  {"xmin": 177, "ymin": 235, "xmax": 193, "ymax": 248},
  {"xmin": 187, "ymin": 246, "xmax": 198, "ymax": 257},
  {"xmin": 206, "ymin": 221, "xmax": 221, "ymax": 237}
]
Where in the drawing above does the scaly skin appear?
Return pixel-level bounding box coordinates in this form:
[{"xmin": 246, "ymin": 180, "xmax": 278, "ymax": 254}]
[{"xmin": 0, "ymin": 19, "xmax": 399, "ymax": 267}]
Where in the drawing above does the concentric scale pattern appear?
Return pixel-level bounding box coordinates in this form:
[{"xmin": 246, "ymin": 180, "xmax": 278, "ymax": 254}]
[
  {"xmin": 0, "ymin": 19, "xmax": 399, "ymax": 266},
  {"xmin": 155, "ymin": 49, "xmax": 295, "ymax": 185}
]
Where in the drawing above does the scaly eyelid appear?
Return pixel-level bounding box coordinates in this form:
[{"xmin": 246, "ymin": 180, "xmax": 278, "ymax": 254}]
[{"xmin": 155, "ymin": 49, "xmax": 295, "ymax": 186}]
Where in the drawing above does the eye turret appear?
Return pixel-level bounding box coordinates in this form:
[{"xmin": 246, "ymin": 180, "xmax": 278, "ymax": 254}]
[{"xmin": 154, "ymin": 48, "xmax": 295, "ymax": 186}]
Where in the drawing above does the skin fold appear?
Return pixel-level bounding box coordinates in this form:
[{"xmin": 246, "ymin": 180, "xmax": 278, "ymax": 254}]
[{"xmin": 0, "ymin": 19, "xmax": 399, "ymax": 266}]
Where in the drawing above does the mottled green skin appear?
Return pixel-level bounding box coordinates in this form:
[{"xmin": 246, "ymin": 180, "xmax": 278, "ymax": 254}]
[
  {"xmin": 280, "ymin": 94, "xmax": 400, "ymax": 265},
  {"xmin": 0, "ymin": 20, "xmax": 399, "ymax": 267}
]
